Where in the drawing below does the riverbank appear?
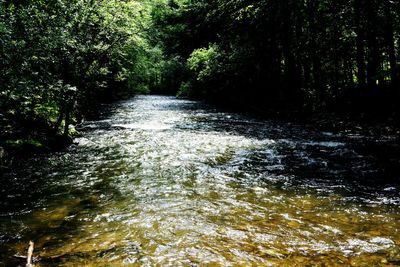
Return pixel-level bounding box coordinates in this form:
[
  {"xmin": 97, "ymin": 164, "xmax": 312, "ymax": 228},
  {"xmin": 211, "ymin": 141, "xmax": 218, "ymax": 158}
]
[{"xmin": 0, "ymin": 131, "xmax": 74, "ymax": 171}]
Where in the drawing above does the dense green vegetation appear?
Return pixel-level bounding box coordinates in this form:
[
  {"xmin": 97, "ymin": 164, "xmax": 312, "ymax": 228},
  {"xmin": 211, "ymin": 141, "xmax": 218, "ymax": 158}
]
[
  {"xmin": 151, "ymin": 0, "xmax": 400, "ymax": 115},
  {"xmin": 1, "ymin": 0, "xmax": 400, "ymax": 155},
  {"xmin": 0, "ymin": 0, "xmax": 162, "ymax": 152}
]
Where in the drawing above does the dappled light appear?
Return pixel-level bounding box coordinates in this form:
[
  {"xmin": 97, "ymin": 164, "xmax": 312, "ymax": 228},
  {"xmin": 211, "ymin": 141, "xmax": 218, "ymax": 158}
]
[
  {"xmin": 1, "ymin": 96, "xmax": 399, "ymax": 266},
  {"xmin": 1, "ymin": 0, "xmax": 400, "ymax": 265}
]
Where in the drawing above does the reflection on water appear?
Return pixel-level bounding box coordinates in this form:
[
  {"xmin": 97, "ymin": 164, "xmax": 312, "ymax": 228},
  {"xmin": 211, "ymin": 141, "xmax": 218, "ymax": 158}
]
[{"xmin": 1, "ymin": 95, "xmax": 399, "ymax": 266}]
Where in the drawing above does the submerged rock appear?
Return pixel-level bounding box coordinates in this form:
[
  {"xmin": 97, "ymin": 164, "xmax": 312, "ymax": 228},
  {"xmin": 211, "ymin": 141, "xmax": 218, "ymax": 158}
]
[{"xmin": 388, "ymin": 246, "xmax": 400, "ymax": 264}]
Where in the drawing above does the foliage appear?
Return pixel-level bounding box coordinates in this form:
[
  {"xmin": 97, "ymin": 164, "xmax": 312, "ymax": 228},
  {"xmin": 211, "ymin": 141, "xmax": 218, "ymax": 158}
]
[
  {"xmin": 151, "ymin": 0, "xmax": 400, "ymax": 114},
  {"xmin": 0, "ymin": 0, "xmax": 162, "ymax": 147},
  {"xmin": 2, "ymin": 0, "xmax": 399, "ymax": 153}
]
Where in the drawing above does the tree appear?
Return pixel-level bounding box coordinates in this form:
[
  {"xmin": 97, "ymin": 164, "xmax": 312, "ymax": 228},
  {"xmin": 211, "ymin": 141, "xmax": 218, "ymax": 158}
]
[
  {"xmin": 0, "ymin": 0, "xmax": 161, "ymax": 148},
  {"xmin": 151, "ymin": 0, "xmax": 400, "ymax": 115}
]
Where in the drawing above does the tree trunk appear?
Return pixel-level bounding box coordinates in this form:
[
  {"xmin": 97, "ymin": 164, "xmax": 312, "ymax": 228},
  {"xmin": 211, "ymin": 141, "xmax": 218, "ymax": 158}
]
[
  {"xmin": 281, "ymin": 3, "xmax": 297, "ymax": 104},
  {"xmin": 63, "ymin": 105, "xmax": 71, "ymax": 137},
  {"xmin": 354, "ymin": 0, "xmax": 366, "ymax": 88},
  {"xmin": 383, "ymin": 0, "xmax": 398, "ymax": 88},
  {"xmin": 365, "ymin": 0, "xmax": 381, "ymax": 90},
  {"xmin": 307, "ymin": 0, "xmax": 324, "ymax": 107},
  {"xmin": 54, "ymin": 106, "xmax": 65, "ymax": 134}
]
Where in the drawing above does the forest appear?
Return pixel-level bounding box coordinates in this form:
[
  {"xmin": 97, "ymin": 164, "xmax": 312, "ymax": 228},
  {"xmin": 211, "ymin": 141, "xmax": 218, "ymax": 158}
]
[
  {"xmin": 151, "ymin": 0, "xmax": 400, "ymax": 115},
  {"xmin": 1, "ymin": 0, "xmax": 400, "ymax": 154},
  {"xmin": 1, "ymin": 1, "xmax": 400, "ymax": 266}
]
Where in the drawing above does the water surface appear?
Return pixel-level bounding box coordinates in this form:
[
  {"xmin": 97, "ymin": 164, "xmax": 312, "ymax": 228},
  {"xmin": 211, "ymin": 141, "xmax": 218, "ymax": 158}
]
[{"xmin": 1, "ymin": 95, "xmax": 399, "ymax": 266}]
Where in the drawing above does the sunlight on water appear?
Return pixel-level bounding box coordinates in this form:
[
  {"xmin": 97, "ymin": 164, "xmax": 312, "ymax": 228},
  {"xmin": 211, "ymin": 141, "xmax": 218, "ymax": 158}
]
[
  {"xmin": 112, "ymin": 123, "xmax": 172, "ymax": 130},
  {"xmin": 1, "ymin": 95, "xmax": 399, "ymax": 266}
]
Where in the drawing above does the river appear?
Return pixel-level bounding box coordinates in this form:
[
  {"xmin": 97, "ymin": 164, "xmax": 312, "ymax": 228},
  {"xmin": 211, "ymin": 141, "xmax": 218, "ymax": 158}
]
[{"xmin": 1, "ymin": 95, "xmax": 399, "ymax": 266}]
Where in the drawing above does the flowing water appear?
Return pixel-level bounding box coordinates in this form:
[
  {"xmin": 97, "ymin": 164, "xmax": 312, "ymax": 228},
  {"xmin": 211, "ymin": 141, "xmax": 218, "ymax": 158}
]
[{"xmin": 1, "ymin": 95, "xmax": 399, "ymax": 266}]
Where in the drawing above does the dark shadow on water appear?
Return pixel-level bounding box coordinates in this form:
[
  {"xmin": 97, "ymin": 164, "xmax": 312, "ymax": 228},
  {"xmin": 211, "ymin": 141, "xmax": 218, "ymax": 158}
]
[
  {"xmin": 0, "ymin": 145, "xmax": 126, "ymax": 265},
  {"xmin": 82, "ymin": 95, "xmax": 399, "ymax": 199},
  {"xmin": 1, "ymin": 95, "xmax": 399, "ymax": 265}
]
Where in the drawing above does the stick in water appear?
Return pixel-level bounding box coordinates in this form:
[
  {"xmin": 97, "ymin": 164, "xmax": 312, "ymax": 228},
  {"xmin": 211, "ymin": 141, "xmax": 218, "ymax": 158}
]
[{"xmin": 27, "ymin": 241, "xmax": 34, "ymax": 267}]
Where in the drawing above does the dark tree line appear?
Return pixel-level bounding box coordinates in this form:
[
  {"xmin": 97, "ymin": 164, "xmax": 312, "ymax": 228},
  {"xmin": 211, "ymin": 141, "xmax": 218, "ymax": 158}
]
[
  {"xmin": 1, "ymin": 0, "xmax": 399, "ymax": 154},
  {"xmin": 151, "ymin": 0, "xmax": 400, "ymax": 116}
]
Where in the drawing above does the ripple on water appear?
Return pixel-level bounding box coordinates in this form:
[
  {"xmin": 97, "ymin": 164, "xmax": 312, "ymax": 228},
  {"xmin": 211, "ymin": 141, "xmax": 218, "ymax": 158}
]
[{"xmin": 1, "ymin": 95, "xmax": 400, "ymax": 266}]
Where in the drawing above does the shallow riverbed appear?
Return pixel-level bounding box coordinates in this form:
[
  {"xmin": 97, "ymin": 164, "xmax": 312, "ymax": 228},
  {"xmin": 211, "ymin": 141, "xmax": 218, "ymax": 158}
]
[{"xmin": 1, "ymin": 95, "xmax": 399, "ymax": 266}]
